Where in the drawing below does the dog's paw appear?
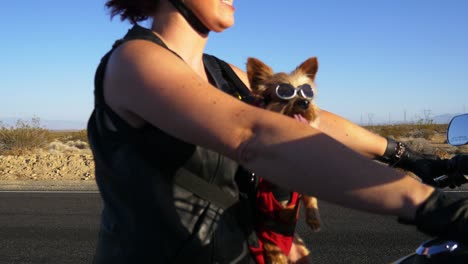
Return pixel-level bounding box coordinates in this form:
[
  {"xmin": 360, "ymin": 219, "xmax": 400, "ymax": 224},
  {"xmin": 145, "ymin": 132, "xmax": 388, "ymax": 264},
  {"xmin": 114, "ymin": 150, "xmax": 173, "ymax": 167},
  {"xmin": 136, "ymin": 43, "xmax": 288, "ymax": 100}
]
[
  {"xmin": 305, "ymin": 207, "xmax": 321, "ymax": 232},
  {"xmin": 264, "ymin": 242, "xmax": 288, "ymax": 264},
  {"xmin": 288, "ymin": 234, "xmax": 311, "ymax": 263}
]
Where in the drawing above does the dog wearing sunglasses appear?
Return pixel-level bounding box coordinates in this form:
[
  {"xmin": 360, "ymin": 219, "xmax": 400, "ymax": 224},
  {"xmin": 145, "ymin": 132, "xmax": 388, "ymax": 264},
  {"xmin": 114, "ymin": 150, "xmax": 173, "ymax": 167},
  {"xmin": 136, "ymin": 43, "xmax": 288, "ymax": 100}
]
[{"xmin": 246, "ymin": 57, "xmax": 321, "ymax": 264}]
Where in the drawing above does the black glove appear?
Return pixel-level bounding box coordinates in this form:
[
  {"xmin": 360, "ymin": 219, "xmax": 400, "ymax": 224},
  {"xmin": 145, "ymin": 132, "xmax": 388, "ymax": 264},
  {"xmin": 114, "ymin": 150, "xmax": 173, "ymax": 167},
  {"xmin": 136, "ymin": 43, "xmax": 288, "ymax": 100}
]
[
  {"xmin": 378, "ymin": 137, "xmax": 449, "ymax": 187},
  {"xmin": 445, "ymin": 155, "xmax": 468, "ymax": 188},
  {"xmin": 399, "ymin": 189, "xmax": 468, "ymax": 243}
]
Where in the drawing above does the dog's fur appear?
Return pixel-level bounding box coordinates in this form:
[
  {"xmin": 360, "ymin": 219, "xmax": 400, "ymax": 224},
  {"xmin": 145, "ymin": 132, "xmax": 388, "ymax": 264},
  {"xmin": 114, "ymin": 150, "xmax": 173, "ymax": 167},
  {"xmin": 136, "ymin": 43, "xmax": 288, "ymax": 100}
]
[{"xmin": 247, "ymin": 57, "xmax": 321, "ymax": 263}]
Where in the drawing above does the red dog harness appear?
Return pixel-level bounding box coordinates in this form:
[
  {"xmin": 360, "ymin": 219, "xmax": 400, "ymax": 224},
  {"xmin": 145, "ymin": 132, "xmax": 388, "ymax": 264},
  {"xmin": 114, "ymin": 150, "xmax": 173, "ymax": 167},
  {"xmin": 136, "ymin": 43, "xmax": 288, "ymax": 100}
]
[{"xmin": 249, "ymin": 177, "xmax": 301, "ymax": 264}]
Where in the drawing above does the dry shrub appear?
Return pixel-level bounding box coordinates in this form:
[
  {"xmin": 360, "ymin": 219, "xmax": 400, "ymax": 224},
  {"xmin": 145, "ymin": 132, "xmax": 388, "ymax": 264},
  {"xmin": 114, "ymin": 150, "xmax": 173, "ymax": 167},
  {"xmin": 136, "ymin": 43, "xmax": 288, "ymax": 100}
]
[
  {"xmin": 47, "ymin": 140, "xmax": 89, "ymax": 154},
  {"xmin": 454, "ymin": 144, "xmax": 468, "ymax": 155},
  {"xmin": 399, "ymin": 138, "xmax": 435, "ymax": 154},
  {"xmin": 366, "ymin": 123, "xmax": 447, "ymax": 140},
  {"xmin": 67, "ymin": 140, "xmax": 89, "ymax": 149},
  {"xmin": 0, "ymin": 118, "xmax": 89, "ymax": 155},
  {"xmin": 0, "ymin": 118, "xmax": 53, "ymax": 155},
  {"xmin": 50, "ymin": 129, "xmax": 88, "ymax": 143}
]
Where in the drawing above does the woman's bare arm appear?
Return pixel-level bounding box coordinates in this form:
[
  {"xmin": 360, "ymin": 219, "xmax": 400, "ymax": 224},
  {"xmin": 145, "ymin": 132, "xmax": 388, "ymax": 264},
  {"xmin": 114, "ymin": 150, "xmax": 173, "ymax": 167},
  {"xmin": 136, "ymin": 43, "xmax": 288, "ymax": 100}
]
[
  {"xmin": 312, "ymin": 109, "xmax": 388, "ymax": 159},
  {"xmin": 104, "ymin": 40, "xmax": 433, "ymax": 221},
  {"xmin": 230, "ymin": 64, "xmax": 387, "ymax": 159}
]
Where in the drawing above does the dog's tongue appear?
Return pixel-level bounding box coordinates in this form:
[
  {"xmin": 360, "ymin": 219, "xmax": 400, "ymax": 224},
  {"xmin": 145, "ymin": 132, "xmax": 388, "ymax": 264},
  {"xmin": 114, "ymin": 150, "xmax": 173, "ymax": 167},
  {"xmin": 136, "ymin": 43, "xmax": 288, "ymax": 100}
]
[{"xmin": 293, "ymin": 114, "xmax": 309, "ymax": 124}]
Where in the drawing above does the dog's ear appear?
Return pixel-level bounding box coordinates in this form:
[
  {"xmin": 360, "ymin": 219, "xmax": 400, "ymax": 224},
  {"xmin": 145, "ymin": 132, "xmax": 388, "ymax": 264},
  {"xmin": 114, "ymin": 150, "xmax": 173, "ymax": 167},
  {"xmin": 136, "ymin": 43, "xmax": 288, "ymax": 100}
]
[
  {"xmin": 294, "ymin": 57, "xmax": 318, "ymax": 81},
  {"xmin": 246, "ymin": 57, "xmax": 274, "ymax": 92}
]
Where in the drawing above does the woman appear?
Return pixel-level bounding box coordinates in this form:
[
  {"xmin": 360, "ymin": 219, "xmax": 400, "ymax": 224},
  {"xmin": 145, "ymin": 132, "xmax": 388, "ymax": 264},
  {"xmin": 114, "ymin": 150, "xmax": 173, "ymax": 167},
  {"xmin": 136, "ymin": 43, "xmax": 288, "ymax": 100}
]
[{"xmin": 88, "ymin": 0, "xmax": 468, "ymax": 263}]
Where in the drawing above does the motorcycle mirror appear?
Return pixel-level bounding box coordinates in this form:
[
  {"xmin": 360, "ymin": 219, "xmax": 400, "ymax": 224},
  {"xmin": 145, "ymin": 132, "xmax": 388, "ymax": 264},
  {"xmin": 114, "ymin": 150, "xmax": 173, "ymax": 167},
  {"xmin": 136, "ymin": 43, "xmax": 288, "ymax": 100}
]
[{"xmin": 447, "ymin": 113, "xmax": 468, "ymax": 146}]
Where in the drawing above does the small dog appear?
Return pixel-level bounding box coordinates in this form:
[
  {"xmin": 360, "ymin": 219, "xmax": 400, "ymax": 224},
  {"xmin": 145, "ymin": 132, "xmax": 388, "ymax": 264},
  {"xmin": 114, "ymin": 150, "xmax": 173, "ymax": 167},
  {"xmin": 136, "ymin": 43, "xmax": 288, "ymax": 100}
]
[{"xmin": 246, "ymin": 56, "xmax": 321, "ymax": 264}]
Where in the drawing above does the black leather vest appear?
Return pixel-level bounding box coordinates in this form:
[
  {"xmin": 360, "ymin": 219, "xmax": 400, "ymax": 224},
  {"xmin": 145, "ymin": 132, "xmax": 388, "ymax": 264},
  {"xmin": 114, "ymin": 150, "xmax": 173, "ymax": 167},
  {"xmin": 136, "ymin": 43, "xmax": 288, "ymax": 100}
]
[{"xmin": 88, "ymin": 25, "xmax": 256, "ymax": 263}]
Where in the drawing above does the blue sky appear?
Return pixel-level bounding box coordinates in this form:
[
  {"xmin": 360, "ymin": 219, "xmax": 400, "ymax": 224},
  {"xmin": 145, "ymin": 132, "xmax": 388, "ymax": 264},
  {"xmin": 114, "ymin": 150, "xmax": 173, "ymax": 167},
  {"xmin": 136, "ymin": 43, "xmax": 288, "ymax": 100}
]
[{"xmin": 1, "ymin": 0, "xmax": 467, "ymax": 128}]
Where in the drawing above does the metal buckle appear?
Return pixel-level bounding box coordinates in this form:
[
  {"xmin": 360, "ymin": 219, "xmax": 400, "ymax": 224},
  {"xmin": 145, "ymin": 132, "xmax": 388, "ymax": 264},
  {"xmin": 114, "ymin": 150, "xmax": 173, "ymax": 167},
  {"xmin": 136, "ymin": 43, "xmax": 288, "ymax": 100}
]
[{"xmin": 395, "ymin": 142, "xmax": 406, "ymax": 159}]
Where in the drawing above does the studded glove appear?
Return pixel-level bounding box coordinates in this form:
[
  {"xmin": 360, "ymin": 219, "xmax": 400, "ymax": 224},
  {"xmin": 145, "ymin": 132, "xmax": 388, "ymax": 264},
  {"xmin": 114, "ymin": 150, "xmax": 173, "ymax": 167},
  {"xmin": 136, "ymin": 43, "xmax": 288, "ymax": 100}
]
[{"xmin": 378, "ymin": 137, "xmax": 449, "ymax": 187}]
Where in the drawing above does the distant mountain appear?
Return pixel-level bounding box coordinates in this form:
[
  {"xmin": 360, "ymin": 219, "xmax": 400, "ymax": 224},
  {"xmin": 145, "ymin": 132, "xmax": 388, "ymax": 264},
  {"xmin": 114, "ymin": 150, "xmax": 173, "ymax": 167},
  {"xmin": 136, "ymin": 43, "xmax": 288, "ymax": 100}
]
[
  {"xmin": 2, "ymin": 112, "xmax": 464, "ymax": 130},
  {"xmin": 0, "ymin": 117, "xmax": 87, "ymax": 131},
  {"xmin": 40, "ymin": 120, "xmax": 87, "ymax": 130},
  {"xmin": 431, "ymin": 113, "xmax": 463, "ymax": 124}
]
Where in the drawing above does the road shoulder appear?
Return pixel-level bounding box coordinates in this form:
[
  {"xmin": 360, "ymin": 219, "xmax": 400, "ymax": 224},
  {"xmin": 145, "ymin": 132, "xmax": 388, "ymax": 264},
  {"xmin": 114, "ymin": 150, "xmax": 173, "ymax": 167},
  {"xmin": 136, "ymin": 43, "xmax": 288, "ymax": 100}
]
[{"xmin": 0, "ymin": 180, "xmax": 98, "ymax": 191}]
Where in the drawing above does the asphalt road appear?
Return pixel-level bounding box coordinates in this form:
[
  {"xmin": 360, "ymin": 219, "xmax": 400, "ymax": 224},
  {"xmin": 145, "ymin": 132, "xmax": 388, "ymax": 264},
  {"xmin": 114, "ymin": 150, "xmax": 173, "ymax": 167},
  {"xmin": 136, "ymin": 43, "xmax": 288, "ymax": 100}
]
[
  {"xmin": 0, "ymin": 188, "xmax": 467, "ymax": 264},
  {"xmin": 0, "ymin": 191, "xmax": 101, "ymax": 264}
]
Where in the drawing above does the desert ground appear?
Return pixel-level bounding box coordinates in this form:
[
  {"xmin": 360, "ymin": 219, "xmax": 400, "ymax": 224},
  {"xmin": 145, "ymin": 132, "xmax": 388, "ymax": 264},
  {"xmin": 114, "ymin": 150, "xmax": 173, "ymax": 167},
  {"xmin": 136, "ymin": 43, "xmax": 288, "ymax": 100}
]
[
  {"xmin": 0, "ymin": 140, "xmax": 94, "ymax": 182},
  {"xmin": 0, "ymin": 131, "xmax": 467, "ymax": 183}
]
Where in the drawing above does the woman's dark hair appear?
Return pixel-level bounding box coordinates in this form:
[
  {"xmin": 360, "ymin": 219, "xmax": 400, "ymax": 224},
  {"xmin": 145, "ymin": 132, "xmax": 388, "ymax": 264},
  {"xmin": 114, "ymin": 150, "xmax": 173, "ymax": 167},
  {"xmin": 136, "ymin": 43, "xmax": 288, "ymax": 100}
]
[{"xmin": 105, "ymin": 0, "xmax": 159, "ymax": 24}]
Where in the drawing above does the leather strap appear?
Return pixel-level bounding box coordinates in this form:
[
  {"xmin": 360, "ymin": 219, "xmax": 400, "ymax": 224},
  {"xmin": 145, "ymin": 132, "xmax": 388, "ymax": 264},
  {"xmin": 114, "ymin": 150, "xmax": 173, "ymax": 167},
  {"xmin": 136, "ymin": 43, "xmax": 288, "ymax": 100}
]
[
  {"xmin": 173, "ymin": 168, "xmax": 238, "ymax": 210},
  {"xmin": 168, "ymin": 0, "xmax": 210, "ymax": 35}
]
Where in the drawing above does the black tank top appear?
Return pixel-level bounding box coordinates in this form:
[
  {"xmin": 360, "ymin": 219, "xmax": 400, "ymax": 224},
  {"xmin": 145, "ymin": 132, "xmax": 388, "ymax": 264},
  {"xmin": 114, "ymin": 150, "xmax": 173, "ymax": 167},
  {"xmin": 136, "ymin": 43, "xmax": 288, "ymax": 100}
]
[{"xmin": 88, "ymin": 25, "xmax": 256, "ymax": 263}]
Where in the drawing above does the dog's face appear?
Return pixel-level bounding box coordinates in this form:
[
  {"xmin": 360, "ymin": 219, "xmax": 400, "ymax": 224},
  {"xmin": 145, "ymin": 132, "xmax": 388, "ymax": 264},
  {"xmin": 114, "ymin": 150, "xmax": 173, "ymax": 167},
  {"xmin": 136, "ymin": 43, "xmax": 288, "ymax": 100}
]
[{"xmin": 246, "ymin": 57, "xmax": 319, "ymax": 122}]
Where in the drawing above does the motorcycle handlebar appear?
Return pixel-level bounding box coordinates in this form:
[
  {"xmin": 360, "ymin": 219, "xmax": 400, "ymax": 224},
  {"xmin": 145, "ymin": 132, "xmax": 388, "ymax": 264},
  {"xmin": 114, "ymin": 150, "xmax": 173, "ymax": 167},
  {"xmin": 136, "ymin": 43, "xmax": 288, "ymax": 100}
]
[{"xmin": 433, "ymin": 155, "xmax": 468, "ymax": 188}]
